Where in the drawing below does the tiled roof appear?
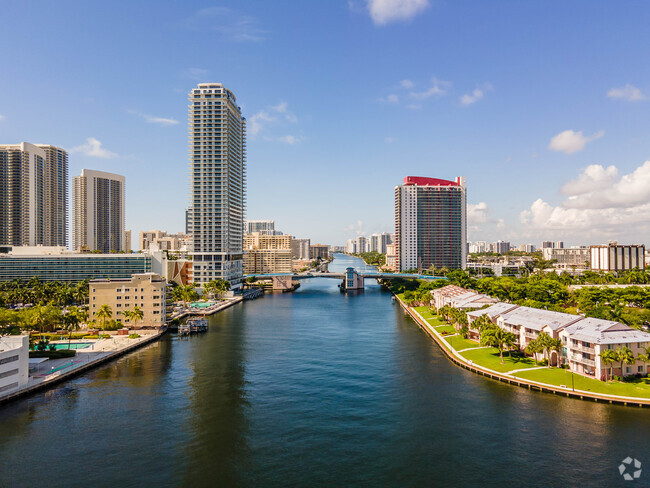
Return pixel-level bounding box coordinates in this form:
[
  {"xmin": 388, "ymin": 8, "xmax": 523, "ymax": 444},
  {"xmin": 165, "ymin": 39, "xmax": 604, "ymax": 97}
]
[{"xmin": 500, "ymin": 307, "xmax": 582, "ymax": 331}]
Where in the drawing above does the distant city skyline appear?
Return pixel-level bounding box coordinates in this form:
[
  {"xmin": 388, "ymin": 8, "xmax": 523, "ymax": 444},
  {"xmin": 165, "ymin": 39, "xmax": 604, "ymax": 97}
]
[{"xmin": 2, "ymin": 1, "xmax": 650, "ymax": 247}]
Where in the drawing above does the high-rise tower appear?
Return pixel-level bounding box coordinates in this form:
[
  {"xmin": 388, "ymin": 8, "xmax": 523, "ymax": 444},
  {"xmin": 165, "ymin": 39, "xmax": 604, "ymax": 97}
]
[
  {"xmin": 0, "ymin": 142, "xmax": 68, "ymax": 247},
  {"xmin": 188, "ymin": 83, "xmax": 246, "ymax": 287},
  {"xmin": 72, "ymin": 169, "xmax": 125, "ymax": 253},
  {"xmin": 395, "ymin": 176, "xmax": 466, "ymax": 272}
]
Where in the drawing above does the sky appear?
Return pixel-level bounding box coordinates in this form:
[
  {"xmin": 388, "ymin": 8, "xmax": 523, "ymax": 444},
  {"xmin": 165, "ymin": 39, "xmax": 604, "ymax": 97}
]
[{"xmin": 1, "ymin": 0, "xmax": 650, "ymax": 248}]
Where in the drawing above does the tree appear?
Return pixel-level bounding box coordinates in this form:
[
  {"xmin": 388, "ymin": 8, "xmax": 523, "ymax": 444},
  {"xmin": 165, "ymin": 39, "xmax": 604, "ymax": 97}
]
[
  {"xmin": 616, "ymin": 347, "xmax": 636, "ymax": 377},
  {"xmin": 599, "ymin": 349, "xmax": 618, "ymax": 381},
  {"xmin": 127, "ymin": 306, "xmax": 144, "ymax": 328},
  {"xmin": 525, "ymin": 339, "xmax": 542, "ymax": 363},
  {"xmin": 481, "ymin": 328, "xmax": 517, "ymax": 364},
  {"xmin": 96, "ymin": 304, "xmax": 113, "ymax": 330}
]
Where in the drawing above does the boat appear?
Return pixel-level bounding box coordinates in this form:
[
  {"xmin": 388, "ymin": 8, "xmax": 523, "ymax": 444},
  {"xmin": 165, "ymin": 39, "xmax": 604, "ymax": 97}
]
[{"xmin": 178, "ymin": 317, "xmax": 208, "ymax": 335}]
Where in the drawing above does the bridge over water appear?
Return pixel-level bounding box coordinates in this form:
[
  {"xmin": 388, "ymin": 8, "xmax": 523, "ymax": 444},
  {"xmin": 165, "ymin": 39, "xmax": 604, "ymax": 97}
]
[{"xmin": 246, "ymin": 270, "xmax": 446, "ymax": 291}]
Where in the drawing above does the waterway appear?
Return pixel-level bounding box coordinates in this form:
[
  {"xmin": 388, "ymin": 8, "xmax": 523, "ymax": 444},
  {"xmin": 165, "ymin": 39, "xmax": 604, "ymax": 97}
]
[{"xmin": 1, "ymin": 254, "xmax": 649, "ymax": 487}]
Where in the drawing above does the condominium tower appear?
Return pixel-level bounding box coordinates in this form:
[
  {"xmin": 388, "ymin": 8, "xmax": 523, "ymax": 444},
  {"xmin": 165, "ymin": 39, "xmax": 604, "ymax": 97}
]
[
  {"xmin": 189, "ymin": 83, "xmax": 246, "ymax": 286},
  {"xmin": 72, "ymin": 169, "xmax": 125, "ymax": 253},
  {"xmin": 395, "ymin": 176, "xmax": 466, "ymax": 271},
  {"xmin": 0, "ymin": 142, "xmax": 68, "ymax": 247}
]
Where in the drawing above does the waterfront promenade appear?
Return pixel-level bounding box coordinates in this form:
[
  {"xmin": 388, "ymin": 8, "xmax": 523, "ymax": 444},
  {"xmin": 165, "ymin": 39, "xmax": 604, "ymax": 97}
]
[
  {"xmin": 398, "ymin": 296, "xmax": 650, "ymax": 407},
  {"xmin": 0, "ymin": 331, "xmax": 165, "ymax": 405}
]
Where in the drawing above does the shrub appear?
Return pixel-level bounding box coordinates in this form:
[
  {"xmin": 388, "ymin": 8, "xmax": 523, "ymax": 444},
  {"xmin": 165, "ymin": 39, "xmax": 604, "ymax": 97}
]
[
  {"xmin": 84, "ymin": 335, "xmax": 99, "ymax": 340},
  {"xmin": 29, "ymin": 350, "xmax": 76, "ymax": 359},
  {"xmin": 127, "ymin": 333, "xmax": 141, "ymax": 339},
  {"xmin": 100, "ymin": 334, "xmax": 111, "ymax": 339}
]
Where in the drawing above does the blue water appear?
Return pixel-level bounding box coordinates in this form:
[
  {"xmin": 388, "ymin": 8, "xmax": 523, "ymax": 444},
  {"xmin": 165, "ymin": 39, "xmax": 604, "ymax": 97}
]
[
  {"xmin": 0, "ymin": 254, "xmax": 649, "ymax": 487},
  {"xmin": 51, "ymin": 342, "xmax": 93, "ymax": 350}
]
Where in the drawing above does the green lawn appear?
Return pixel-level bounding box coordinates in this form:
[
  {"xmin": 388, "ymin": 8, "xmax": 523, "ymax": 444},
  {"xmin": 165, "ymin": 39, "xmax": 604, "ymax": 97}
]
[
  {"xmin": 434, "ymin": 324, "xmax": 456, "ymax": 334},
  {"xmin": 515, "ymin": 368, "xmax": 650, "ymax": 399},
  {"xmin": 443, "ymin": 335, "xmax": 481, "ymax": 350},
  {"xmin": 460, "ymin": 347, "xmax": 543, "ymax": 373}
]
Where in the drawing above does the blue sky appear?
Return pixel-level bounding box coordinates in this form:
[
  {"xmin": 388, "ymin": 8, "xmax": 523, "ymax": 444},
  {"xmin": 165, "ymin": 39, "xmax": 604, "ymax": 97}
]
[{"xmin": 2, "ymin": 0, "xmax": 650, "ymax": 248}]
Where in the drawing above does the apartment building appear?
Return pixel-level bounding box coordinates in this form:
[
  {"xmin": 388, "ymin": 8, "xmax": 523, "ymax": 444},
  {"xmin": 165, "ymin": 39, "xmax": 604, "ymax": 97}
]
[
  {"xmin": 72, "ymin": 169, "xmax": 125, "ymax": 253},
  {"xmin": 291, "ymin": 238, "xmax": 311, "ymax": 260},
  {"xmin": 0, "ymin": 335, "xmax": 29, "ymax": 397},
  {"xmin": 590, "ymin": 243, "xmax": 645, "ymax": 271},
  {"xmin": 243, "ymin": 233, "xmax": 292, "ymax": 274},
  {"xmin": 395, "ymin": 176, "xmax": 466, "ymax": 271},
  {"xmin": 310, "ymin": 244, "xmax": 329, "ymax": 260},
  {"xmin": 189, "ymin": 83, "xmax": 246, "ymax": 286},
  {"xmin": 0, "ymin": 142, "xmax": 68, "ymax": 247},
  {"xmin": 89, "ymin": 273, "xmax": 168, "ymax": 328}
]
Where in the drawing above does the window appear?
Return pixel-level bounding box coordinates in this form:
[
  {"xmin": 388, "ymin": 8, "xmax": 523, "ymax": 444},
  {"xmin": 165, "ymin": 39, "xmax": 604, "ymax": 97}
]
[
  {"xmin": 0, "ymin": 355, "xmax": 19, "ymax": 365},
  {"xmin": 639, "ymin": 366, "xmax": 644, "ymax": 373},
  {"xmin": 0, "ymin": 368, "xmax": 18, "ymax": 379}
]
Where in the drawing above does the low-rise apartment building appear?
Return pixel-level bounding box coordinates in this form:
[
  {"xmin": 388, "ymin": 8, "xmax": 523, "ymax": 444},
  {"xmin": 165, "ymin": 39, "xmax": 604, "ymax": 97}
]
[
  {"xmin": 467, "ymin": 302, "xmax": 650, "ymax": 380},
  {"xmin": 432, "ymin": 284, "xmax": 497, "ymax": 311},
  {"xmin": 590, "ymin": 243, "xmax": 645, "ymax": 271},
  {"xmin": 89, "ymin": 273, "xmax": 168, "ymax": 328},
  {"xmin": 244, "ymin": 233, "xmax": 292, "ymax": 274},
  {"xmin": 0, "ymin": 335, "xmax": 29, "ymax": 396}
]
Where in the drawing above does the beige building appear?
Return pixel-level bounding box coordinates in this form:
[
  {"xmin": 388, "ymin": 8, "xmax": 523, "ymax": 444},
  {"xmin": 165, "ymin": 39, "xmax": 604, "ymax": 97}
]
[
  {"xmin": 72, "ymin": 169, "xmax": 125, "ymax": 253},
  {"xmin": 310, "ymin": 244, "xmax": 329, "ymax": 260},
  {"xmin": 139, "ymin": 230, "xmax": 189, "ymax": 252},
  {"xmin": 244, "ymin": 233, "xmax": 292, "ymax": 274},
  {"xmin": 385, "ymin": 244, "xmax": 397, "ymax": 270},
  {"xmin": 89, "ymin": 273, "xmax": 168, "ymax": 328}
]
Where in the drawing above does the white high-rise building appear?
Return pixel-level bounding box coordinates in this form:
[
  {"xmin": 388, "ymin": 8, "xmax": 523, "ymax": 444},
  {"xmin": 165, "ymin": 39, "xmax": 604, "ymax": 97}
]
[
  {"xmin": 395, "ymin": 176, "xmax": 466, "ymax": 271},
  {"xmin": 72, "ymin": 169, "xmax": 125, "ymax": 253},
  {"xmin": 0, "ymin": 142, "xmax": 68, "ymax": 247},
  {"xmin": 245, "ymin": 220, "xmax": 277, "ymax": 235},
  {"xmin": 189, "ymin": 83, "xmax": 246, "ymax": 286}
]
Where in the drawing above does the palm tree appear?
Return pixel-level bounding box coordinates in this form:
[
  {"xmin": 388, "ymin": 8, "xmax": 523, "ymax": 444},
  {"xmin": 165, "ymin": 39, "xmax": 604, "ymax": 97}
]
[
  {"xmin": 481, "ymin": 328, "xmax": 517, "ymax": 364},
  {"xmin": 96, "ymin": 304, "xmax": 112, "ymax": 330},
  {"xmin": 127, "ymin": 306, "xmax": 144, "ymax": 328},
  {"xmin": 616, "ymin": 347, "xmax": 636, "ymax": 378},
  {"xmin": 525, "ymin": 338, "xmax": 542, "ymax": 363},
  {"xmin": 599, "ymin": 349, "xmax": 617, "ymax": 381}
]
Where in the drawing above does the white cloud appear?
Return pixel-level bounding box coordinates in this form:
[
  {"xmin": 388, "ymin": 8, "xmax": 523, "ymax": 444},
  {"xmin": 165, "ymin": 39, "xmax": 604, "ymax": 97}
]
[
  {"xmin": 548, "ymin": 129, "xmax": 604, "ymax": 154},
  {"xmin": 366, "ymin": 0, "xmax": 429, "ymax": 25},
  {"xmin": 129, "ymin": 110, "xmax": 178, "ymax": 126},
  {"xmin": 468, "ymin": 202, "xmax": 491, "ymax": 224},
  {"xmin": 386, "ymin": 94, "xmax": 399, "ymax": 103},
  {"xmin": 607, "ymin": 84, "xmax": 647, "ymax": 102},
  {"xmin": 278, "ymin": 135, "xmax": 302, "ymax": 145},
  {"xmin": 560, "ymin": 164, "xmax": 618, "ymax": 195},
  {"xmin": 460, "ymin": 84, "xmax": 492, "ymax": 106},
  {"xmin": 406, "ymin": 104, "xmax": 422, "ymax": 110},
  {"xmin": 400, "ymin": 79, "xmax": 415, "ymax": 89},
  {"xmin": 249, "ymin": 102, "xmax": 299, "ymax": 140},
  {"xmin": 248, "ymin": 110, "xmax": 276, "ymax": 136},
  {"xmin": 70, "ymin": 138, "xmax": 118, "ymax": 159},
  {"xmin": 385, "ymin": 136, "xmax": 396, "ymax": 143},
  {"xmin": 520, "ymin": 160, "xmax": 650, "ymax": 241},
  {"xmin": 183, "ymin": 7, "xmax": 266, "ymax": 42},
  {"xmin": 410, "ymin": 77, "xmax": 450, "ymax": 99},
  {"xmin": 0, "ymin": 114, "xmax": 5, "ymax": 121}
]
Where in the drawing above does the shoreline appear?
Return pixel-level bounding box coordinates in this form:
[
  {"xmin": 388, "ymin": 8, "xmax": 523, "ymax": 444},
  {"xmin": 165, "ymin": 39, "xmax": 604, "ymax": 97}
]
[
  {"xmin": 1, "ymin": 297, "xmax": 247, "ymax": 407},
  {"xmin": 396, "ymin": 295, "xmax": 650, "ymax": 408}
]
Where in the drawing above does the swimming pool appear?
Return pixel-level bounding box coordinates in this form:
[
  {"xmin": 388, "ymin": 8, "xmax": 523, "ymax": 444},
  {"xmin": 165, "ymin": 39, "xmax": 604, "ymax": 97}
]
[
  {"xmin": 52, "ymin": 342, "xmax": 93, "ymax": 350},
  {"xmin": 189, "ymin": 301, "xmax": 215, "ymax": 309}
]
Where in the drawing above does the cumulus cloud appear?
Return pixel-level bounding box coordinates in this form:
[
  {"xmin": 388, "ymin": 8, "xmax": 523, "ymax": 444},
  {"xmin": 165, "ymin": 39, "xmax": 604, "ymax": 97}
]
[
  {"xmin": 560, "ymin": 164, "xmax": 618, "ymax": 195},
  {"xmin": 385, "ymin": 94, "xmax": 399, "ymax": 103},
  {"xmin": 400, "ymin": 79, "xmax": 415, "ymax": 89},
  {"xmin": 607, "ymin": 84, "xmax": 647, "ymax": 102},
  {"xmin": 468, "ymin": 202, "xmax": 491, "ymax": 224},
  {"xmin": 70, "ymin": 138, "xmax": 118, "ymax": 158},
  {"xmin": 520, "ymin": 160, "xmax": 650, "ymax": 241},
  {"xmin": 460, "ymin": 83, "xmax": 492, "ymax": 106},
  {"xmin": 366, "ymin": 0, "xmax": 429, "ymax": 25},
  {"xmin": 249, "ymin": 102, "xmax": 300, "ymax": 141},
  {"xmin": 409, "ymin": 77, "xmax": 450, "ymax": 99},
  {"xmin": 548, "ymin": 129, "xmax": 604, "ymax": 154},
  {"xmin": 183, "ymin": 7, "xmax": 266, "ymax": 42}
]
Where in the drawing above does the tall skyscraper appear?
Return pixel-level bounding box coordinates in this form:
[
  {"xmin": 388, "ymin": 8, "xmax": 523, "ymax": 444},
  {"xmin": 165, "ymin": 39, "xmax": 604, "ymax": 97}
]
[
  {"xmin": 0, "ymin": 142, "xmax": 68, "ymax": 247},
  {"xmin": 189, "ymin": 83, "xmax": 246, "ymax": 286},
  {"xmin": 395, "ymin": 176, "xmax": 466, "ymax": 272},
  {"xmin": 245, "ymin": 220, "xmax": 278, "ymax": 235},
  {"xmin": 72, "ymin": 169, "xmax": 125, "ymax": 253}
]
